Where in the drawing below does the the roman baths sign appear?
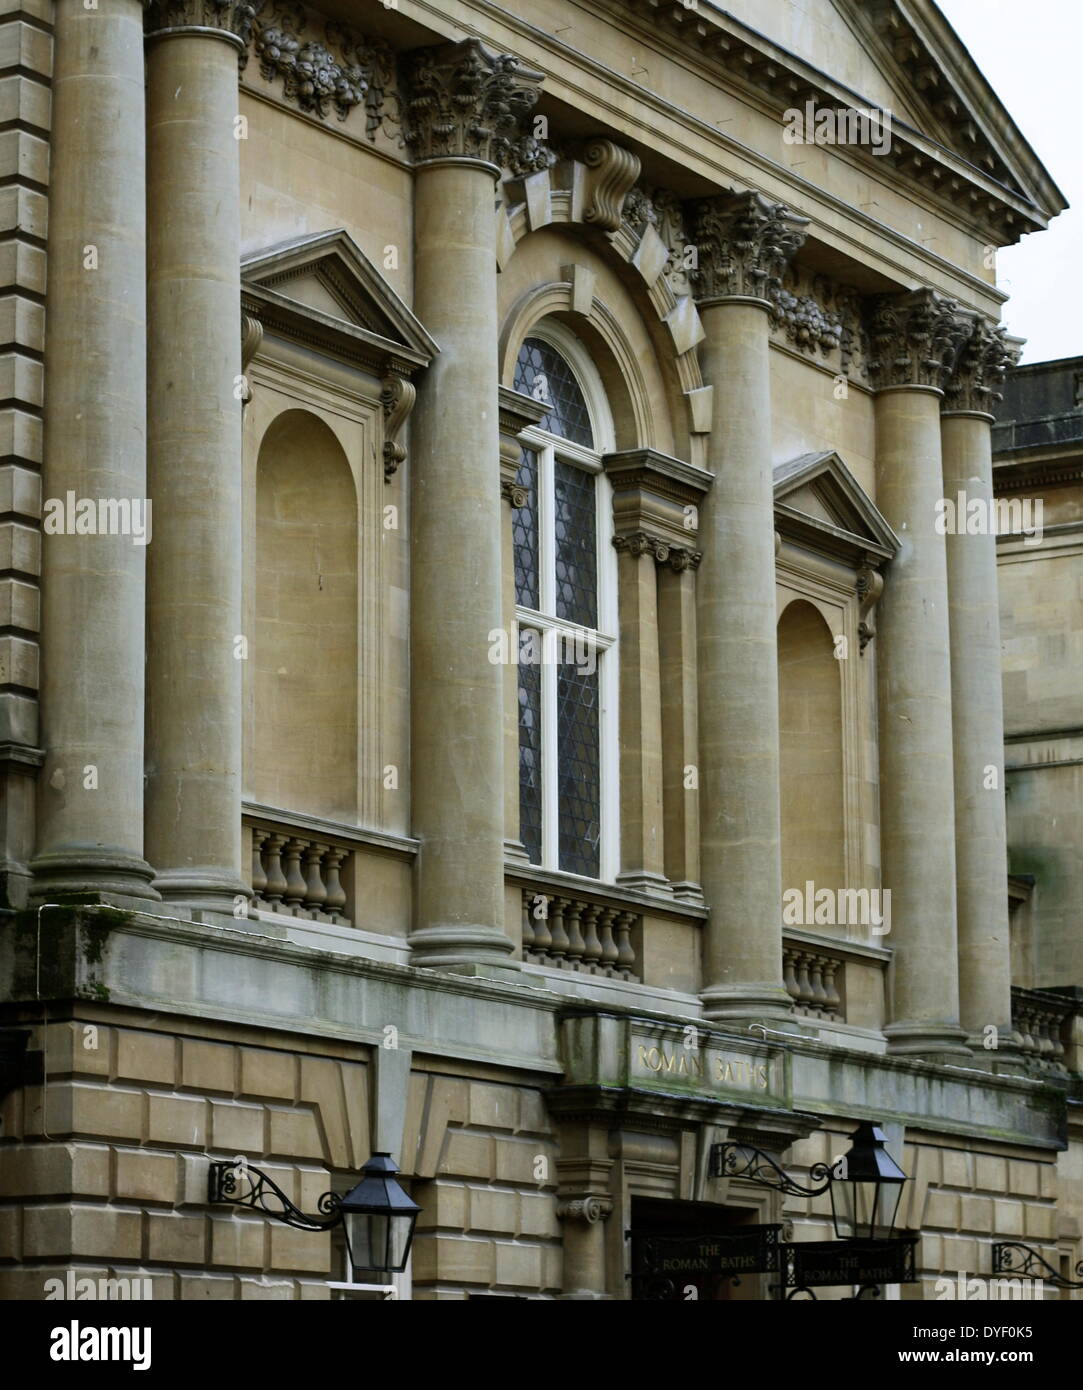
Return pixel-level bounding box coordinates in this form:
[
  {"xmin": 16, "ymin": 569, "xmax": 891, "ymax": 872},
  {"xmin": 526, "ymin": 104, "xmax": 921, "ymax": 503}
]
[{"xmin": 556, "ymin": 1011, "xmax": 788, "ymax": 1105}]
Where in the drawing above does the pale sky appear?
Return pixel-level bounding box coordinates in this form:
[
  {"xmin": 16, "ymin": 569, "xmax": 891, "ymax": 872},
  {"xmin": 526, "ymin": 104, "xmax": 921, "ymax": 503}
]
[{"xmin": 936, "ymin": 0, "xmax": 1081, "ymax": 364}]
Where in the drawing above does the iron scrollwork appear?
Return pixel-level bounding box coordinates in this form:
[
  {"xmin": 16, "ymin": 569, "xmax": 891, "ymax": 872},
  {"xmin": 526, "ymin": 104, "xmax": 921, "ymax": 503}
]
[
  {"xmin": 209, "ymin": 1159, "xmax": 343, "ymax": 1231},
  {"xmin": 710, "ymin": 1141, "xmax": 833, "ymax": 1198},
  {"xmin": 993, "ymin": 1241, "xmax": 1083, "ymax": 1289}
]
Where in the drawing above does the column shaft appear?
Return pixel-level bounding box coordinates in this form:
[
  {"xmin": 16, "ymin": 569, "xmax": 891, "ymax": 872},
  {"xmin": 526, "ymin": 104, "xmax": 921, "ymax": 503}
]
[
  {"xmin": 409, "ymin": 160, "xmax": 510, "ymax": 965},
  {"xmin": 144, "ymin": 28, "xmax": 247, "ymax": 908},
  {"xmin": 614, "ymin": 541, "xmax": 666, "ymax": 892},
  {"xmin": 658, "ymin": 560, "xmax": 701, "ymax": 899},
  {"xmin": 942, "ymin": 411, "xmax": 1015, "ymax": 1047},
  {"xmin": 33, "ymin": 0, "xmax": 155, "ymax": 899},
  {"xmin": 875, "ymin": 386, "xmax": 967, "ymax": 1054},
  {"xmin": 697, "ymin": 300, "xmax": 789, "ymax": 1018}
]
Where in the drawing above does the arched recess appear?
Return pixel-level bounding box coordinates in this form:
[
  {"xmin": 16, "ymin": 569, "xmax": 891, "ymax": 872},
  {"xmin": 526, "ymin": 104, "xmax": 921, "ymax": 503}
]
[
  {"xmin": 778, "ymin": 598, "xmax": 845, "ymax": 908},
  {"xmin": 497, "ymin": 222, "xmax": 704, "ymax": 465},
  {"xmin": 251, "ymin": 408, "xmax": 358, "ymax": 820}
]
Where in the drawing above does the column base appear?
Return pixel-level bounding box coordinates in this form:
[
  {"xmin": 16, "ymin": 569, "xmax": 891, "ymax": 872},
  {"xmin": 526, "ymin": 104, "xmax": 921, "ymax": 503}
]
[
  {"xmin": 883, "ymin": 1020, "xmax": 972, "ymax": 1061},
  {"xmin": 668, "ymin": 880, "xmax": 705, "ymax": 906},
  {"xmin": 615, "ymin": 870, "xmax": 672, "ymax": 897},
  {"xmin": 503, "ymin": 838, "xmax": 532, "ymax": 865},
  {"xmin": 407, "ymin": 924, "xmax": 518, "ymax": 970},
  {"xmin": 700, "ymin": 983, "xmax": 795, "ymax": 1025},
  {"xmin": 962, "ymin": 1028, "xmax": 1026, "ymax": 1074},
  {"xmin": 151, "ymin": 867, "xmax": 251, "ymax": 914},
  {"xmin": 30, "ymin": 847, "xmax": 160, "ymax": 904}
]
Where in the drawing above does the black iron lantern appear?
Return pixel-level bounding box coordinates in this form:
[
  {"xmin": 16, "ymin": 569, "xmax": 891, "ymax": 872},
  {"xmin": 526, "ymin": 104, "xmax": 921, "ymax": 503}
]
[
  {"xmin": 338, "ymin": 1152, "xmax": 421, "ymax": 1275},
  {"xmin": 208, "ymin": 1149, "xmax": 421, "ymax": 1277},
  {"xmin": 828, "ymin": 1122, "xmax": 906, "ymax": 1241}
]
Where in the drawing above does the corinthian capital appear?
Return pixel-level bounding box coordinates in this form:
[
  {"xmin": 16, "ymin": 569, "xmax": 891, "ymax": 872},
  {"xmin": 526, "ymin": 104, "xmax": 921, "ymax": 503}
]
[
  {"xmin": 144, "ymin": 0, "xmax": 259, "ymax": 45},
  {"xmin": 943, "ymin": 314, "xmax": 1023, "ymax": 415},
  {"xmin": 405, "ymin": 38, "xmax": 544, "ymax": 168},
  {"xmin": 689, "ymin": 191, "xmax": 809, "ymax": 304},
  {"xmin": 866, "ymin": 288, "xmax": 968, "ymax": 392}
]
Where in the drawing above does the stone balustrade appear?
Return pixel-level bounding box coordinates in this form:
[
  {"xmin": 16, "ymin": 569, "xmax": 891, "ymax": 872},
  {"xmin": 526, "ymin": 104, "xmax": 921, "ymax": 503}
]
[
  {"xmin": 783, "ymin": 941, "xmax": 844, "ymax": 1022},
  {"xmin": 246, "ymin": 819, "xmax": 352, "ymax": 925},
  {"xmin": 520, "ymin": 887, "xmax": 639, "ymax": 980},
  {"xmin": 1011, "ymin": 988, "xmax": 1072, "ymax": 1074}
]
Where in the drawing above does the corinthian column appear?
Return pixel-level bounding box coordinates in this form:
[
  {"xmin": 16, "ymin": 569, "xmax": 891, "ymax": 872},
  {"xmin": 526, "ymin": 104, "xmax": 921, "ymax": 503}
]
[
  {"xmin": 942, "ymin": 317, "xmax": 1021, "ymax": 1058},
  {"xmin": 405, "ymin": 41, "xmax": 543, "ymax": 968},
  {"xmin": 868, "ymin": 289, "xmax": 970, "ymax": 1058},
  {"xmin": 32, "ymin": 0, "xmax": 157, "ymax": 901},
  {"xmin": 142, "ymin": 0, "xmax": 255, "ymax": 909},
  {"xmin": 691, "ymin": 192, "xmax": 807, "ymax": 1021}
]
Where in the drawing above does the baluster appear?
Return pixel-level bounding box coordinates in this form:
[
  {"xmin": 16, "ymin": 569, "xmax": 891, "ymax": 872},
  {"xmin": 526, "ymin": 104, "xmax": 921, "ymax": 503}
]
[
  {"xmin": 807, "ymin": 954, "xmax": 828, "ymax": 1015},
  {"xmin": 250, "ymin": 827, "xmax": 267, "ymax": 902},
  {"xmin": 282, "ymin": 838, "xmax": 307, "ymax": 913},
  {"xmin": 323, "ymin": 847, "xmax": 348, "ymax": 922},
  {"xmin": 1051, "ymin": 1015, "xmax": 1068, "ymax": 1071},
  {"xmin": 597, "ymin": 908, "xmax": 619, "ymax": 975},
  {"xmin": 521, "ymin": 892, "xmax": 536, "ymax": 961},
  {"xmin": 783, "ymin": 948, "xmax": 799, "ymax": 1004},
  {"xmin": 821, "ymin": 959, "xmax": 841, "ymax": 1021},
  {"xmin": 1036, "ymin": 1013, "xmax": 1054, "ymax": 1066},
  {"xmin": 302, "ymin": 843, "xmax": 329, "ymax": 920},
  {"xmin": 615, "ymin": 911, "xmax": 637, "ymax": 979},
  {"xmin": 794, "ymin": 954, "xmax": 813, "ymax": 1014},
  {"xmin": 262, "ymin": 833, "xmax": 288, "ymax": 908},
  {"xmin": 1019, "ymin": 1007, "xmax": 1037, "ymax": 1059},
  {"xmin": 548, "ymin": 897, "xmax": 570, "ymax": 964},
  {"xmin": 564, "ymin": 901, "xmax": 586, "ymax": 968},
  {"xmin": 580, "ymin": 905, "xmax": 603, "ymax": 973},
  {"xmin": 530, "ymin": 892, "xmax": 552, "ymax": 961}
]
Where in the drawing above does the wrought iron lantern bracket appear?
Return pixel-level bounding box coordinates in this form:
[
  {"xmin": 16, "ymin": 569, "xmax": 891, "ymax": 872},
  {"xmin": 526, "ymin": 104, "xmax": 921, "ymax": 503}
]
[
  {"xmin": 993, "ymin": 1241, "xmax": 1083, "ymax": 1289},
  {"xmin": 710, "ymin": 1141, "xmax": 833, "ymax": 1198},
  {"xmin": 208, "ymin": 1159, "xmax": 342, "ymax": 1232}
]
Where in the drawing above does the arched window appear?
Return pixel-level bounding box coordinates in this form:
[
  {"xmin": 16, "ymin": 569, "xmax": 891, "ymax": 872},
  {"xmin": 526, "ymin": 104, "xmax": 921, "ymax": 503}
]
[{"xmin": 512, "ymin": 328, "xmax": 617, "ymax": 880}]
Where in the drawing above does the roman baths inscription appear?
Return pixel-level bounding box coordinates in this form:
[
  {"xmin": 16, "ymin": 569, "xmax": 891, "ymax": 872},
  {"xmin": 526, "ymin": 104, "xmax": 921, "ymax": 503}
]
[{"xmin": 634, "ymin": 1042, "xmax": 771, "ymax": 1090}]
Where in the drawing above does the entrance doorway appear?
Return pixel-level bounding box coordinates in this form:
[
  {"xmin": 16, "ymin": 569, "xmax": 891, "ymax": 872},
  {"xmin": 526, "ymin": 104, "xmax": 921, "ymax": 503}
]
[{"xmin": 629, "ymin": 1197, "xmax": 777, "ymax": 1301}]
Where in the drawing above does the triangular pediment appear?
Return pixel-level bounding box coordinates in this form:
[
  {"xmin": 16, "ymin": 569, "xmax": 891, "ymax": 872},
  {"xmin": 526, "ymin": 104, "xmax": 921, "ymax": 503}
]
[
  {"xmin": 775, "ymin": 451, "xmax": 898, "ymax": 561},
  {"xmin": 241, "ymin": 230, "xmax": 438, "ymax": 371}
]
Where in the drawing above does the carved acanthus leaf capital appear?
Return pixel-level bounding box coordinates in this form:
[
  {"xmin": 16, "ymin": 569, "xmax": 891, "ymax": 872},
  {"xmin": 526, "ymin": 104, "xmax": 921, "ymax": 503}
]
[
  {"xmin": 866, "ymin": 288, "xmax": 967, "ymax": 392},
  {"xmin": 144, "ymin": 0, "xmax": 259, "ymax": 45},
  {"xmin": 690, "ymin": 191, "xmax": 809, "ymax": 304},
  {"xmin": 405, "ymin": 39, "xmax": 544, "ymax": 168},
  {"xmin": 943, "ymin": 315, "xmax": 1023, "ymax": 415}
]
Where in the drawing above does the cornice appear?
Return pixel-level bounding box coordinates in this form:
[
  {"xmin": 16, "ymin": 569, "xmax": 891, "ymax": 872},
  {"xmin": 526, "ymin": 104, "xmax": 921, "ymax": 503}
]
[{"xmin": 604, "ymin": 0, "xmax": 1052, "ymax": 245}]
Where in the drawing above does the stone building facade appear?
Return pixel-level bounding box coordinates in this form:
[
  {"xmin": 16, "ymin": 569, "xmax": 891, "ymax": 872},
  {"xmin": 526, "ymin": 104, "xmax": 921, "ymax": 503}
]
[{"xmin": 0, "ymin": 0, "xmax": 1079, "ymax": 1299}]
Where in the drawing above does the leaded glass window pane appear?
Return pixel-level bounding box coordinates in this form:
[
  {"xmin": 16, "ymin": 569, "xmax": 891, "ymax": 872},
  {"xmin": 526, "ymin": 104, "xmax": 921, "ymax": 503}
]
[
  {"xmin": 518, "ymin": 653, "xmax": 542, "ymax": 866},
  {"xmin": 512, "ymin": 447, "xmax": 539, "ymax": 611},
  {"xmin": 557, "ymin": 661, "xmax": 600, "ymax": 878},
  {"xmin": 513, "ymin": 338, "xmax": 594, "ymax": 448},
  {"xmin": 554, "ymin": 460, "xmax": 597, "ymax": 627}
]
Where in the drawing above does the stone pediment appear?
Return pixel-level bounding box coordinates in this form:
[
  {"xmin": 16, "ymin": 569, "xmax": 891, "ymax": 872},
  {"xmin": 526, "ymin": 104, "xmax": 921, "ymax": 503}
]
[
  {"xmin": 774, "ymin": 451, "xmax": 898, "ymax": 564},
  {"xmin": 241, "ymin": 230, "xmax": 438, "ymax": 375}
]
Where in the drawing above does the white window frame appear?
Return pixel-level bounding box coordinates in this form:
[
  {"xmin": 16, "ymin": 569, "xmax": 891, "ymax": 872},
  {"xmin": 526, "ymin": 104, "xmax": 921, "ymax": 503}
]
[{"xmin": 515, "ymin": 322, "xmax": 619, "ymax": 884}]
